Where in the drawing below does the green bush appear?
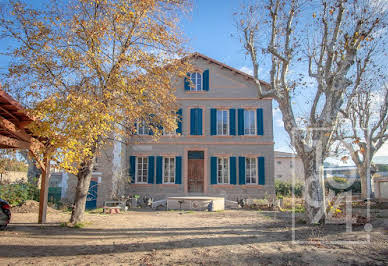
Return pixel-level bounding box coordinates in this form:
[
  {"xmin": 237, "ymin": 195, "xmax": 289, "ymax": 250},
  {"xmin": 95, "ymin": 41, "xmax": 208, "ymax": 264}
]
[
  {"xmin": 0, "ymin": 181, "xmax": 40, "ymax": 206},
  {"xmin": 325, "ymin": 176, "xmax": 361, "ymax": 194},
  {"xmin": 275, "ymin": 181, "xmax": 304, "ymax": 198}
]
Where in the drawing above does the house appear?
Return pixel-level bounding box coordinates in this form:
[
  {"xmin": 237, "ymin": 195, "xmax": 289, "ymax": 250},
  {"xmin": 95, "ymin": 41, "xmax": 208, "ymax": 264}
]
[
  {"xmin": 274, "ymin": 151, "xmax": 304, "ymax": 182},
  {"xmin": 60, "ymin": 53, "xmax": 275, "ymax": 208}
]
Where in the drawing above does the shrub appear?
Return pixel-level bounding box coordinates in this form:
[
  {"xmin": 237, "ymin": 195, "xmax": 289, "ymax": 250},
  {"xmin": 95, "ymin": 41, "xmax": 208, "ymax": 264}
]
[
  {"xmin": 275, "ymin": 180, "xmax": 304, "ymax": 198},
  {"xmin": 0, "ymin": 181, "xmax": 40, "ymax": 206}
]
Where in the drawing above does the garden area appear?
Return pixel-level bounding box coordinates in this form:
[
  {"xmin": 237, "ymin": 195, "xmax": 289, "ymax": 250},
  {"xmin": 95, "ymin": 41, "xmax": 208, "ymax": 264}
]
[{"xmin": 1, "ymin": 209, "xmax": 387, "ymax": 265}]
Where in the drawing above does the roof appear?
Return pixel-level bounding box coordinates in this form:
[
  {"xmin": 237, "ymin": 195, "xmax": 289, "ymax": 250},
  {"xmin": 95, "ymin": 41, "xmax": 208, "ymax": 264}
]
[
  {"xmin": 0, "ymin": 87, "xmax": 38, "ymax": 149},
  {"xmin": 0, "ymin": 89, "xmax": 34, "ymax": 126},
  {"xmin": 186, "ymin": 52, "xmax": 271, "ymax": 89},
  {"xmin": 275, "ymin": 151, "xmax": 298, "ymax": 158}
]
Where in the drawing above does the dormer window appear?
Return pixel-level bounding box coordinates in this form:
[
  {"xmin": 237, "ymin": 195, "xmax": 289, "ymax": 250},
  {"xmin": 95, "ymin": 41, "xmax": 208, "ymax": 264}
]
[
  {"xmin": 190, "ymin": 72, "xmax": 202, "ymax": 91},
  {"xmin": 184, "ymin": 70, "xmax": 209, "ymax": 91}
]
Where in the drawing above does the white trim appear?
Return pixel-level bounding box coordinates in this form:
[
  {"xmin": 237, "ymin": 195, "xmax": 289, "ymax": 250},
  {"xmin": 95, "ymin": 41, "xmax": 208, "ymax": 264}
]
[
  {"xmin": 162, "ymin": 156, "xmax": 176, "ymax": 184},
  {"xmin": 245, "ymin": 157, "xmax": 258, "ymax": 185},
  {"xmin": 135, "ymin": 156, "xmax": 148, "ymax": 184},
  {"xmin": 216, "ymin": 109, "xmax": 229, "ymax": 136},
  {"xmin": 217, "ymin": 157, "xmax": 230, "ymax": 184},
  {"xmin": 243, "ymin": 109, "xmax": 256, "ymax": 135},
  {"xmin": 190, "ymin": 72, "xmax": 203, "ymax": 91}
]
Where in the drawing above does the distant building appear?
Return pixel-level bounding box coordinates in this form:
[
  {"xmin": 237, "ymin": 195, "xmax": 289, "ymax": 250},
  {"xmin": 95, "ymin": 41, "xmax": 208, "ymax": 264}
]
[
  {"xmin": 274, "ymin": 151, "xmax": 304, "ymax": 182},
  {"xmin": 323, "ymin": 166, "xmax": 359, "ymax": 179}
]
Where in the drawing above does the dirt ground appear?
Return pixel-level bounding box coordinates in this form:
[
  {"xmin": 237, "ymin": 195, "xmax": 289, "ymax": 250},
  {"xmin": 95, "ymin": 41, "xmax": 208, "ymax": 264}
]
[{"xmin": 0, "ymin": 210, "xmax": 387, "ymax": 265}]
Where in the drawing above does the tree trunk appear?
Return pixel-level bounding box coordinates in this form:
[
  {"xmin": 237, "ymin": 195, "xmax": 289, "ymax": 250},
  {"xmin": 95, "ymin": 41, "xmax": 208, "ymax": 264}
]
[
  {"xmin": 302, "ymin": 153, "xmax": 326, "ymax": 224},
  {"xmin": 69, "ymin": 157, "xmax": 95, "ymax": 225},
  {"xmin": 358, "ymin": 166, "xmax": 367, "ymax": 199},
  {"xmin": 21, "ymin": 150, "xmax": 41, "ymax": 186}
]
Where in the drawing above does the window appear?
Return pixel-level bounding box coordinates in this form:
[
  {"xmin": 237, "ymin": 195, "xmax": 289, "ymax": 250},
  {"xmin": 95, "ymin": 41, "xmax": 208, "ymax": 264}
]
[
  {"xmin": 163, "ymin": 157, "xmax": 175, "ymax": 183},
  {"xmin": 137, "ymin": 121, "xmax": 149, "ymax": 135},
  {"xmin": 190, "ymin": 72, "xmax": 202, "ymax": 91},
  {"xmin": 217, "ymin": 157, "xmax": 229, "ymax": 184},
  {"xmin": 136, "ymin": 157, "xmax": 148, "ymax": 183},
  {"xmin": 216, "ymin": 110, "xmax": 229, "ymax": 135},
  {"xmin": 162, "ymin": 128, "xmax": 176, "ymax": 136},
  {"xmin": 244, "ymin": 110, "xmax": 255, "ymax": 135},
  {"xmin": 245, "ymin": 157, "xmax": 257, "ymax": 184}
]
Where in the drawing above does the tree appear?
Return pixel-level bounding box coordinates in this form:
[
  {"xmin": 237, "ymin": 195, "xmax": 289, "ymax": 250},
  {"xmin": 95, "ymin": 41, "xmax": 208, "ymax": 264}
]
[
  {"xmin": 235, "ymin": 0, "xmax": 387, "ymax": 223},
  {"xmin": 1, "ymin": 0, "xmax": 191, "ymax": 224},
  {"xmin": 336, "ymin": 84, "xmax": 388, "ymax": 199}
]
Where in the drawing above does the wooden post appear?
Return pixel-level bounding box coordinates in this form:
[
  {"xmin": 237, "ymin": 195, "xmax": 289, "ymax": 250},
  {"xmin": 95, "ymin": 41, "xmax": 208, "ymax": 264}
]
[{"xmin": 38, "ymin": 155, "xmax": 50, "ymax": 224}]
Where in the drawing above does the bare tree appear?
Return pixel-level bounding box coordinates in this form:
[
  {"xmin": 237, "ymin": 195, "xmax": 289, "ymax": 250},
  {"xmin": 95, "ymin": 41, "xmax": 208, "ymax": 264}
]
[
  {"xmin": 235, "ymin": 0, "xmax": 387, "ymax": 223},
  {"xmin": 336, "ymin": 84, "xmax": 388, "ymax": 199}
]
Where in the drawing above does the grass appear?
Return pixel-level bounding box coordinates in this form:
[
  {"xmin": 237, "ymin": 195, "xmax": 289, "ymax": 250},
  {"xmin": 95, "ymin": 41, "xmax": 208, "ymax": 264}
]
[
  {"xmin": 86, "ymin": 208, "xmax": 104, "ymax": 214},
  {"xmin": 60, "ymin": 221, "xmax": 88, "ymax": 228}
]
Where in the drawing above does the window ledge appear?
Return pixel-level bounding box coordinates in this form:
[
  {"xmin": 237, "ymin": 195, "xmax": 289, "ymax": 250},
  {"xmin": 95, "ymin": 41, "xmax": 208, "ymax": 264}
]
[
  {"xmin": 212, "ymin": 135, "xmax": 234, "ymax": 138},
  {"xmin": 131, "ymin": 184, "xmax": 153, "ymax": 187},
  {"xmin": 159, "ymin": 184, "xmax": 180, "ymax": 186},
  {"xmin": 240, "ymin": 135, "xmax": 261, "ymax": 138},
  {"xmin": 241, "ymin": 185, "xmax": 264, "ymax": 189},
  {"xmin": 212, "ymin": 184, "xmax": 235, "ymax": 188},
  {"xmin": 184, "ymin": 90, "xmax": 208, "ymax": 94}
]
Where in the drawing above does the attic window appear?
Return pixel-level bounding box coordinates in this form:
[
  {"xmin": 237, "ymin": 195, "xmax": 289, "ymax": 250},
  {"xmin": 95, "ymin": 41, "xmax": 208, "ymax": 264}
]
[{"xmin": 190, "ymin": 72, "xmax": 202, "ymax": 91}]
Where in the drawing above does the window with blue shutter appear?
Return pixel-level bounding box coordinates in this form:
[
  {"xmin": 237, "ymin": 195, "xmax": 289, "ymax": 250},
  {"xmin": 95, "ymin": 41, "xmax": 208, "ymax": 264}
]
[
  {"xmin": 210, "ymin": 108, "xmax": 217, "ymax": 135},
  {"xmin": 176, "ymin": 108, "xmax": 183, "ymax": 135},
  {"xmin": 229, "ymin": 109, "xmax": 236, "ymax": 135},
  {"xmin": 257, "ymin": 108, "xmax": 264, "ymax": 135},
  {"xmin": 230, "ymin": 157, "xmax": 237, "ymax": 185},
  {"xmin": 148, "ymin": 156, "xmax": 155, "ymax": 184},
  {"xmin": 184, "ymin": 72, "xmax": 190, "ymax": 91},
  {"xmin": 238, "ymin": 109, "xmax": 244, "ymax": 135},
  {"xmin": 190, "ymin": 108, "xmax": 203, "ymax": 135},
  {"xmin": 210, "ymin": 157, "xmax": 217, "ymax": 184},
  {"xmin": 238, "ymin": 156, "xmax": 246, "ymax": 184},
  {"xmin": 156, "ymin": 156, "xmax": 163, "ymax": 184},
  {"xmin": 258, "ymin": 157, "xmax": 265, "ymax": 185},
  {"xmin": 203, "ymin": 69, "xmax": 209, "ymax": 91},
  {"xmin": 129, "ymin": 156, "xmax": 136, "ymax": 183},
  {"xmin": 175, "ymin": 156, "xmax": 182, "ymax": 184}
]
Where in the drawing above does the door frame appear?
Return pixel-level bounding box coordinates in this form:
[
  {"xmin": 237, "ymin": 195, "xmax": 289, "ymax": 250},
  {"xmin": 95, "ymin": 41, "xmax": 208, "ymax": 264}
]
[{"xmin": 184, "ymin": 148, "xmax": 208, "ymax": 194}]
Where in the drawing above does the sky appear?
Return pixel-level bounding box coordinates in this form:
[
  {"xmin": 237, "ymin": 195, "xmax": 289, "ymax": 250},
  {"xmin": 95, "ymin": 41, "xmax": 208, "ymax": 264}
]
[{"xmin": 0, "ymin": 0, "xmax": 387, "ymax": 160}]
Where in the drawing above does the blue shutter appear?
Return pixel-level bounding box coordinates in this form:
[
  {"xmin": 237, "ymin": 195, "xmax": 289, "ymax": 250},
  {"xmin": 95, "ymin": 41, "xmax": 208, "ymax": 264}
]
[
  {"xmin": 203, "ymin": 69, "xmax": 209, "ymax": 91},
  {"xmin": 198, "ymin": 108, "xmax": 203, "ymax": 135},
  {"xmin": 229, "ymin": 109, "xmax": 236, "ymax": 136},
  {"xmin": 190, "ymin": 108, "xmax": 196, "ymax": 135},
  {"xmin": 211, "ymin": 157, "xmax": 217, "ymax": 184},
  {"xmin": 210, "ymin": 108, "xmax": 217, "ymax": 135},
  {"xmin": 238, "ymin": 109, "xmax": 244, "ymax": 135},
  {"xmin": 134, "ymin": 122, "xmax": 138, "ymax": 135},
  {"xmin": 184, "ymin": 73, "xmax": 190, "ymax": 91},
  {"xmin": 257, "ymin": 108, "xmax": 264, "ymax": 135},
  {"xmin": 175, "ymin": 156, "xmax": 182, "ymax": 184},
  {"xmin": 258, "ymin": 157, "xmax": 265, "ymax": 185},
  {"xmin": 156, "ymin": 156, "xmax": 163, "ymax": 184},
  {"xmin": 176, "ymin": 108, "xmax": 183, "ymax": 135},
  {"xmin": 238, "ymin": 156, "xmax": 246, "ymax": 185},
  {"xmin": 129, "ymin": 156, "xmax": 136, "ymax": 183},
  {"xmin": 148, "ymin": 156, "xmax": 154, "ymax": 184},
  {"xmin": 190, "ymin": 108, "xmax": 202, "ymax": 135},
  {"xmin": 230, "ymin": 157, "xmax": 237, "ymax": 185}
]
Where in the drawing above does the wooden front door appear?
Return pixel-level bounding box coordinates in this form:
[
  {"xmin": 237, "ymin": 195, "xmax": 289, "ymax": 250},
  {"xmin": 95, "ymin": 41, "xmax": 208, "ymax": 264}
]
[{"xmin": 188, "ymin": 151, "xmax": 204, "ymax": 193}]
